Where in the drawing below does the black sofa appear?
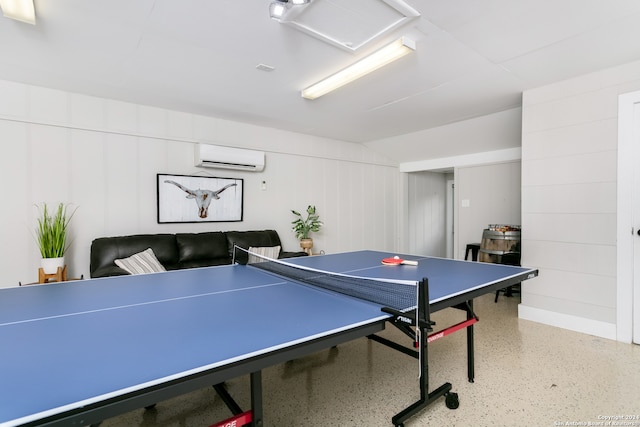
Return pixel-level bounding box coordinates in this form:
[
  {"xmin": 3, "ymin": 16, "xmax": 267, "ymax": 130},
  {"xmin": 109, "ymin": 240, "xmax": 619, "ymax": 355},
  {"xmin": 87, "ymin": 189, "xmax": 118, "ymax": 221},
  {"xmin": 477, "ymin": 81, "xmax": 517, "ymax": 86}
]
[{"xmin": 90, "ymin": 229, "xmax": 306, "ymax": 278}]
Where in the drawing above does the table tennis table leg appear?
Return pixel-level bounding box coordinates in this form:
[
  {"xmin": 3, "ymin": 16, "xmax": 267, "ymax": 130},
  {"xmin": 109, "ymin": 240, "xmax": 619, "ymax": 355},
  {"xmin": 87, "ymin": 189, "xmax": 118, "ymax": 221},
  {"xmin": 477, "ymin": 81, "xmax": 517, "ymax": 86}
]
[
  {"xmin": 466, "ymin": 300, "xmax": 475, "ymax": 383},
  {"xmin": 250, "ymin": 371, "xmax": 263, "ymax": 427},
  {"xmin": 210, "ymin": 372, "xmax": 262, "ymax": 427},
  {"xmin": 390, "ymin": 278, "xmax": 459, "ymax": 427}
]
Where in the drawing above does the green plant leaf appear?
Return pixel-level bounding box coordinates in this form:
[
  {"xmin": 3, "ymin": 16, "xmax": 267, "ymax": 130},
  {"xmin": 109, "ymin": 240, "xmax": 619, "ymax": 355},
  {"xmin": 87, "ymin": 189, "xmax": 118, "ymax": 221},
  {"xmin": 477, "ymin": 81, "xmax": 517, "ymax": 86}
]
[
  {"xmin": 34, "ymin": 203, "xmax": 77, "ymax": 258},
  {"xmin": 291, "ymin": 205, "xmax": 322, "ymax": 240}
]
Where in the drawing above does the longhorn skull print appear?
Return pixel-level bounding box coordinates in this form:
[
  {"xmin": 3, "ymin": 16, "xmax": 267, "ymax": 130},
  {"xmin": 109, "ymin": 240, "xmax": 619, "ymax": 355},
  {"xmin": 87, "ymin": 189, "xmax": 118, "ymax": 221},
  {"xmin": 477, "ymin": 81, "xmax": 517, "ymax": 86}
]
[{"xmin": 164, "ymin": 180, "xmax": 237, "ymax": 219}]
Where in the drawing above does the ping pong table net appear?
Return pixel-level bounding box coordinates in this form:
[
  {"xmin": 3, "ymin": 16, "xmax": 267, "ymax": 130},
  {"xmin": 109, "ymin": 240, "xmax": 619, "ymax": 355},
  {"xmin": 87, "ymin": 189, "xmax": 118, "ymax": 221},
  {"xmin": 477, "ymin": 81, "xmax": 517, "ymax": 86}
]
[{"xmin": 233, "ymin": 246, "xmax": 418, "ymax": 312}]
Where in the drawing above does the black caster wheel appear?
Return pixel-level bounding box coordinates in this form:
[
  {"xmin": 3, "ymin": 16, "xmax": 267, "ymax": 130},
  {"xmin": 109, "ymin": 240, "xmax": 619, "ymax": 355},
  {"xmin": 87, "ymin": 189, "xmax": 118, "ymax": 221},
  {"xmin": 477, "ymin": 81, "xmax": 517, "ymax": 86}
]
[{"xmin": 445, "ymin": 392, "xmax": 459, "ymax": 409}]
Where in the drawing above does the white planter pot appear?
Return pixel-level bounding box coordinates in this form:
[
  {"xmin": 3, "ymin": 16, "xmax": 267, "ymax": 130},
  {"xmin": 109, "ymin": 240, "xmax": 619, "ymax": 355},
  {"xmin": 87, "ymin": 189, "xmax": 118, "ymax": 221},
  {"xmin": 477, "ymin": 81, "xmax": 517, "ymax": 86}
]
[{"xmin": 41, "ymin": 257, "xmax": 65, "ymax": 274}]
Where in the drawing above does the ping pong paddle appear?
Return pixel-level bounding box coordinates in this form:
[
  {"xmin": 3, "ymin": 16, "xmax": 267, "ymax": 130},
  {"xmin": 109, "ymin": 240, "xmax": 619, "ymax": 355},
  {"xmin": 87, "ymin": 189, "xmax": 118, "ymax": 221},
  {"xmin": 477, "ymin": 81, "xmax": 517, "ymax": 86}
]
[{"xmin": 381, "ymin": 256, "xmax": 418, "ymax": 266}]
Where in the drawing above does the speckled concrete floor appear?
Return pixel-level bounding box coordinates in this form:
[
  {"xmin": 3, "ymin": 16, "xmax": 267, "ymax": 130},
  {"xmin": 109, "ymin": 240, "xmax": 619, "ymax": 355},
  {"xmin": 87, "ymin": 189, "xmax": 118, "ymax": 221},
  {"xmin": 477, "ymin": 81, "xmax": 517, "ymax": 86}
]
[{"xmin": 102, "ymin": 293, "xmax": 640, "ymax": 427}]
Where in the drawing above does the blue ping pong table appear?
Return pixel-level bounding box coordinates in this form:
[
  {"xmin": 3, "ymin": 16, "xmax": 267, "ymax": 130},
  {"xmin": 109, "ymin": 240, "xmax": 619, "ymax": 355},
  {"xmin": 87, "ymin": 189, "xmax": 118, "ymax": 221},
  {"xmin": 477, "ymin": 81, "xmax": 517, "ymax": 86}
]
[{"xmin": 0, "ymin": 250, "xmax": 537, "ymax": 427}]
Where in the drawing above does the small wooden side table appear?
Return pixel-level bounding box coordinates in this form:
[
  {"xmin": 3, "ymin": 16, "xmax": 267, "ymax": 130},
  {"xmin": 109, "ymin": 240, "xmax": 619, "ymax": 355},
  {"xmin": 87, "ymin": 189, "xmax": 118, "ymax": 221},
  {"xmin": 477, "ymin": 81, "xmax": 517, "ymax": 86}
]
[
  {"xmin": 19, "ymin": 266, "xmax": 83, "ymax": 286},
  {"xmin": 39, "ymin": 265, "xmax": 67, "ymax": 284}
]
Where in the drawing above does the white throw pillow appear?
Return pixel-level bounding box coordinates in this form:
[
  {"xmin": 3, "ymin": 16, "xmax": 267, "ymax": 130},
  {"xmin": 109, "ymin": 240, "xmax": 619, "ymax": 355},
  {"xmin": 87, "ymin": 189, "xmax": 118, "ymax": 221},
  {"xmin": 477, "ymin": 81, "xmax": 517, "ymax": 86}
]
[
  {"xmin": 115, "ymin": 248, "xmax": 166, "ymax": 275},
  {"xmin": 248, "ymin": 246, "xmax": 281, "ymax": 264}
]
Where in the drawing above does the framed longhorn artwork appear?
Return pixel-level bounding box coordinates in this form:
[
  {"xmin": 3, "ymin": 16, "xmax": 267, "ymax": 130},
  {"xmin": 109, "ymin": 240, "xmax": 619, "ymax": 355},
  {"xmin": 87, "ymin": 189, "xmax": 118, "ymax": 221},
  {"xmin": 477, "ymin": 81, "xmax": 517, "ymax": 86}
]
[{"xmin": 157, "ymin": 173, "xmax": 244, "ymax": 223}]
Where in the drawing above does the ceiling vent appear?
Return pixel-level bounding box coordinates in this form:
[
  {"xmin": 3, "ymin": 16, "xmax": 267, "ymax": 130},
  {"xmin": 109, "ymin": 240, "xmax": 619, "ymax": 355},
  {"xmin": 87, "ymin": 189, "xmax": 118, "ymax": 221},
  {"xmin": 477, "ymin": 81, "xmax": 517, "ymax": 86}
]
[
  {"xmin": 195, "ymin": 144, "xmax": 265, "ymax": 172},
  {"xmin": 279, "ymin": 0, "xmax": 420, "ymax": 52}
]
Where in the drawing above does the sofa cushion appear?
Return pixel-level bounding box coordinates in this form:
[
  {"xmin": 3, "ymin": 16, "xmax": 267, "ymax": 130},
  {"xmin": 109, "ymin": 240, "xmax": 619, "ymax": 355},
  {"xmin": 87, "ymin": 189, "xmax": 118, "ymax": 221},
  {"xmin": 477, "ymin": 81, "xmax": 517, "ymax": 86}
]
[
  {"xmin": 226, "ymin": 230, "xmax": 283, "ymax": 264},
  {"xmin": 116, "ymin": 234, "xmax": 177, "ymax": 264},
  {"xmin": 90, "ymin": 234, "xmax": 178, "ymax": 277},
  {"xmin": 176, "ymin": 232, "xmax": 229, "ymax": 263},
  {"xmin": 115, "ymin": 248, "xmax": 166, "ymax": 275},
  {"xmin": 226, "ymin": 230, "xmax": 281, "ymax": 253},
  {"xmin": 248, "ymin": 245, "xmax": 281, "ymax": 264}
]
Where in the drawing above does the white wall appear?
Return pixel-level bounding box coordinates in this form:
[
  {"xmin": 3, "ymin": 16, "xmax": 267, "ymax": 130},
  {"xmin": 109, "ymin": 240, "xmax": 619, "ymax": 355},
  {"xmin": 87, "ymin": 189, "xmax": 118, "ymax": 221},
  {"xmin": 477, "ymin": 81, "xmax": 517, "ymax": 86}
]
[
  {"xmin": 389, "ymin": 105, "xmax": 523, "ymax": 261},
  {"xmin": 455, "ymin": 162, "xmax": 522, "ymax": 260},
  {"xmin": 404, "ymin": 162, "xmax": 521, "ymax": 261},
  {"xmin": 365, "ymin": 108, "xmax": 523, "ymax": 164},
  {"xmin": 0, "ymin": 79, "xmax": 401, "ymax": 287},
  {"xmin": 407, "ymin": 171, "xmax": 448, "ymax": 257},
  {"xmin": 519, "ymin": 59, "xmax": 640, "ymax": 340}
]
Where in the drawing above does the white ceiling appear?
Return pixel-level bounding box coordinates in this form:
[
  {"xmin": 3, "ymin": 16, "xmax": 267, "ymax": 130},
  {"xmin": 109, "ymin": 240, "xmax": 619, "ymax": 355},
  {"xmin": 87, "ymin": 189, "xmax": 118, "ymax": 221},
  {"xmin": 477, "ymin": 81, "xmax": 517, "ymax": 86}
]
[{"xmin": 1, "ymin": 0, "xmax": 640, "ymax": 159}]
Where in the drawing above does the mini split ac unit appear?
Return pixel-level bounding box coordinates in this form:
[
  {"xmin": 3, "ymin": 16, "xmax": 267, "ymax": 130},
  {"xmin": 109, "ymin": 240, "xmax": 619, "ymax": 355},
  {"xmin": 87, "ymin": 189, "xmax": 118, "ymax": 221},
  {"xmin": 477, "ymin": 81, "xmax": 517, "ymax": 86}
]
[{"xmin": 194, "ymin": 144, "xmax": 265, "ymax": 172}]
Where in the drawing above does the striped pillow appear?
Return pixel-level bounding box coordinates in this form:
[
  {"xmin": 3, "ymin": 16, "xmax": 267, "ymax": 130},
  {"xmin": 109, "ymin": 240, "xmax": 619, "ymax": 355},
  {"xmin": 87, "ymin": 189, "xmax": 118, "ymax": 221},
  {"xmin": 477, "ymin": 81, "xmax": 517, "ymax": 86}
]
[
  {"xmin": 248, "ymin": 246, "xmax": 281, "ymax": 264},
  {"xmin": 115, "ymin": 248, "xmax": 166, "ymax": 275}
]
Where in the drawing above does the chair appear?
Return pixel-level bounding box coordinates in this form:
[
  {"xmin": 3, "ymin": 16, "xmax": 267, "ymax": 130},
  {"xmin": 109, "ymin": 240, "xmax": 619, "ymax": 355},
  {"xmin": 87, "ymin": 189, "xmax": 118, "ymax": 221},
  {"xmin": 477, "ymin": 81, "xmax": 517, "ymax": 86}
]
[
  {"xmin": 465, "ymin": 243, "xmax": 480, "ymax": 261},
  {"xmin": 494, "ymin": 252, "xmax": 521, "ymax": 302}
]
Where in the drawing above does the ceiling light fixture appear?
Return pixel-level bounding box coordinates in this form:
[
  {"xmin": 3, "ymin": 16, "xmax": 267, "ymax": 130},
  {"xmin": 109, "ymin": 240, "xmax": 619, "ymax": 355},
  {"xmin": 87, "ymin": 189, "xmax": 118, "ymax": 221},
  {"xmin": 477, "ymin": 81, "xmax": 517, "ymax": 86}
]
[
  {"xmin": 301, "ymin": 36, "xmax": 416, "ymax": 100},
  {"xmin": 269, "ymin": 1, "xmax": 288, "ymax": 19},
  {"xmin": 269, "ymin": 0, "xmax": 311, "ymax": 21},
  {"xmin": 0, "ymin": 0, "xmax": 35, "ymax": 24}
]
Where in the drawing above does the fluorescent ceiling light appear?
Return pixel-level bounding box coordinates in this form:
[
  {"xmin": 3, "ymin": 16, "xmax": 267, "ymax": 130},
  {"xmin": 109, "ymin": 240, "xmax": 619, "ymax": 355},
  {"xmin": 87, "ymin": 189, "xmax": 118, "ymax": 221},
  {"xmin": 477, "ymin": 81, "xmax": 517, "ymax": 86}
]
[
  {"xmin": 301, "ymin": 37, "xmax": 416, "ymax": 100},
  {"xmin": 0, "ymin": 0, "xmax": 35, "ymax": 24}
]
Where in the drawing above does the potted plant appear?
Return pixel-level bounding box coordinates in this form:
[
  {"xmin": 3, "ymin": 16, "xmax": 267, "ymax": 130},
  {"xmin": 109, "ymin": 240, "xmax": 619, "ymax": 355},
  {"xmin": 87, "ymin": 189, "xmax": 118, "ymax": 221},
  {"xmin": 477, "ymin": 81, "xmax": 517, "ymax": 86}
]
[
  {"xmin": 291, "ymin": 205, "xmax": 322, "ymax": 254},
  {"xmin": 35, "ymin": 203, "xmax": 76, "ymax": 274}
]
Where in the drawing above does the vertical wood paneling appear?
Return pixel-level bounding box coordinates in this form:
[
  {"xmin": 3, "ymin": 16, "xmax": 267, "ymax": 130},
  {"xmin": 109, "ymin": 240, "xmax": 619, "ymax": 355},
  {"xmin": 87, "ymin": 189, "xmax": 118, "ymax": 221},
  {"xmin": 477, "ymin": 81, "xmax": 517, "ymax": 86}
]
[
  {"xmin": 138, "ymin": 105, "xmax": 168, "ymax": 137},
  {"xmin": 68, "ymin": 129, "xmax": 107, "ymax": 278},
  {"xmin": 105, "ymin": 100, "xmax": 137, "ymax": 134},
  {"xmin": 386, "ymin": 168, "xmax": 402, "ymax": 250},
  {"xmin": 104, "ymin": 133, "xmax": 140, "ymax": 236},
  {"xmin": 336, "ymin": 162, "xmax": 352, "ymax": 251},
  {"xmin": 28, "ymin": 86, "xmax": 69, "ymax": 126},
  {"xmin": 70, "ymin": 93, "xmax": 105, "ymax": 130},
  {"xmin": 29, "ymin": 125, "xmax": 71, "ymax": 202},
  {"xmin": 319, "ymin": 157, "xmax": 339, "ymax": 253},
  {"xmin": 0, "ymin": 120, "xmax": 30, "ymax": 286},
  {"xmin": 0, "ymin": 80, "xmax": 27, "ymax": 119},
  {"xmin": 349, "ymin": 164, "xmax": 365, "ymax": 251},
  {"xmin": 137, "ymin": 137, "xmax": 168, "ymax": 234},
  {"xmin": 0, "ymin": 80, "xmax": 400, "ymax": 285}
]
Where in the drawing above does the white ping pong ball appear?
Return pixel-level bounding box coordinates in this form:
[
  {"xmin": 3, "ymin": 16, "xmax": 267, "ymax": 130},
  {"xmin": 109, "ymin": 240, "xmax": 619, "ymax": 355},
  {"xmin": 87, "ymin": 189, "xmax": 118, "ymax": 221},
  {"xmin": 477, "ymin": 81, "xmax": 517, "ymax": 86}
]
[{"xmin": 393, "ymin": 256, "xmax": 400, "ymax": 260}]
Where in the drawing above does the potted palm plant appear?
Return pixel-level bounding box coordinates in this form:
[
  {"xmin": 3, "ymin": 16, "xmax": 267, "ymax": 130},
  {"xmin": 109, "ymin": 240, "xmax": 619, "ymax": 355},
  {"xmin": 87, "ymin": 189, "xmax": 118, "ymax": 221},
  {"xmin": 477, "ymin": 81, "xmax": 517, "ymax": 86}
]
[
  {"xmin": 35, "ymin": 203, "xmax": 76, "ymax": 274},
  {"xmin": 291, "ymin": 205, "xmax": 322, "ymax": 254}
]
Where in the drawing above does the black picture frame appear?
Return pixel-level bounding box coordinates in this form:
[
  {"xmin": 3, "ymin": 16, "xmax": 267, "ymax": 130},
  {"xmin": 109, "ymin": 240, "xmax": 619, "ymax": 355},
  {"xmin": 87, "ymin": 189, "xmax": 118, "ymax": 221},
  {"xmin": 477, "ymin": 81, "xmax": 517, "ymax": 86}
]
[{"xmin": 157, "ymin": 173, "xmax": 243, "ymax": 223}]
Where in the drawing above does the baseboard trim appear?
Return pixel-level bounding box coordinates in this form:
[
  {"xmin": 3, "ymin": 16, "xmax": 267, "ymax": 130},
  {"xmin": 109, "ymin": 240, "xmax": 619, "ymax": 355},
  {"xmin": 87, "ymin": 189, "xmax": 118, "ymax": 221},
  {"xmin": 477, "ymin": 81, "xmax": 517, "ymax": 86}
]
[{"xmin": 518, "ymin": 304, "xmax": 617, "ymax": 341}]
